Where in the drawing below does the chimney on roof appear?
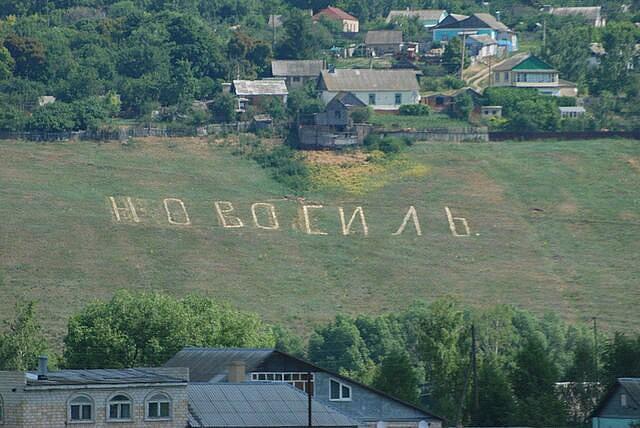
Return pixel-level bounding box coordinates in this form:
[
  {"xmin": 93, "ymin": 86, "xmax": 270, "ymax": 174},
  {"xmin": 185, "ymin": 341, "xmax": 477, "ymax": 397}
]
[
  {"xmin": 495, "ymin": 10, "xmax": 501, "ymax": 21},
  {"xmin": 227, "ymin": 361, "xmax": 246, "ymax": 383},
  {"xmin": 37, "ymin": 355, "xmax": 48, "ymax": 380}
]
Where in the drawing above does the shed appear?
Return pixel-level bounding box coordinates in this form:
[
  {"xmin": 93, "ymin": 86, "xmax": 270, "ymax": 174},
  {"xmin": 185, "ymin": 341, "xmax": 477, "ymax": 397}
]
[{"xmin": 365, "ymin": 30, "xmax": 404, "ymax": 56}]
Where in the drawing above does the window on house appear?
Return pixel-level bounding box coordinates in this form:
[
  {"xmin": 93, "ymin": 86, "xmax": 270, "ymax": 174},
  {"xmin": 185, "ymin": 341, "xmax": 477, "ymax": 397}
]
[
  {"xmin": 621, "ymin": 393, "xmax": 628, "ymax": 408},
  {"xmin": 335, "ymin": 110, "xmax": 342, "ymax": 119},
  {"xmin": 108, "ymin": 394, "xmax": 132, "ymax": 421},
  {"xmin": 292, "ymin": 76, "xmax": 301, "ymax": 82},
  {"xmin": 146, "ymin": 393, "xmax": 171, "ymax": 420},
  {"xmin": 503, "ymin": 72, "xmax": 509, "ymax": 82},
  {"xmin": 395, "ymin": 93, "xmax": 402, "ymax": 105},
  {"xmin": 435, "ymin": 97, "xmax": 444, "ymax": 106},
  {"xmin": 329, "ymin": 379, "xmax": 352, "ymax": 401},
  {"xmin": 69, "ymin": 395, "xmax": 93, "ymax": 422},
  {"xmin": 251, "ymin": 372, "xmax": 315, "ymax": 394},
  {"xmin": 368, "ymin": 94, "xmax": 376, "ymax": 105}
]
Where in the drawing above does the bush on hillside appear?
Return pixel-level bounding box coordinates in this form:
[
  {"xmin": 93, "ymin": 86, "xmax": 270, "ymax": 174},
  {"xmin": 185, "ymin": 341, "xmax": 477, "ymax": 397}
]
[{"xmin": 399, "ymin": 104, "xmax": 430, "ymax": 116}]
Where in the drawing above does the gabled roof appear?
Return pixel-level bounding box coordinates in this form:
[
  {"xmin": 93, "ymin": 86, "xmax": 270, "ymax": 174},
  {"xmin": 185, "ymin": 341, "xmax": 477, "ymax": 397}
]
[
  {"xmin": 386, "ymin": 9, "xmax": 446, "ymax": 22},
  {"xmin": 328, "ymin": 92, "xmax": 366, "ymax": 109},
  {"xmin": 592, "ymin": 378, "xmax": 640, "ymax": 417},
  {"xmin": 365, "ymin": 30, "xmax": 403, "ymax": 45},
  {"xmin": 320, "ymin": 69, "xmax": 420, "ymax": 92},
  {"xmin": 434, "ymin": 13, "xmax": 510, "ymax": 32},
  {"xmin": 271, "ymin": 60, "xmax": 325, "ymax": 77},
  {"xmin": 233, "ymin": 79, "xmax": 288, "ymax": 96},
  {"xmin": 550, "ymin": 6, "xmax": 602, "ymax": 21},
  {"xmin": 468, "ymin": 34, "xmax": 497, "ymax": 45},
  {"xmin": 313, "ymin": 7, "xmax": 357, "ymax": 22},
  {"xmin": 165, "ymin": 347, "xmax": 444, "ymax": 422},
  {"xmin": 188, "ymin": 382, "xmax": 359, "ymax": 427},
  {"xmin": 493, "ymin": 53, "xmax": 555, "ymax": 72},
  {"xmin": 437, "ymin": 13, "xmax": 468, "ymax": 27},
  {"xmin": 26, "ymin": 368, "xmax": 188, "ymax": 387}
]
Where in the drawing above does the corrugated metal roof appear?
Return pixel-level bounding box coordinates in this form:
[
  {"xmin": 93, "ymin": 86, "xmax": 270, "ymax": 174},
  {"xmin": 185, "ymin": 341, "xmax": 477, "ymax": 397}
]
[
  {"xmin": 468, "ymin": 34, "xmax": 497, "ymax": 45},
  {"xmin": 365, "ymin": 30, "xmax": 403, "ymax": 45},
  {"xmin": 620, "ymin": 378, "xmax": 640, "ymax": 406},
  {"xmin": 233, "ymin": 80, "xmax": 288, "ymax": 96},
  {"xmin": 550, "ymin": 6, "xmax": 602, "ymax": 21},
  {"xmin": 26, "ymin": 368, "xmax": 187, "ymax": 386},
  {"xmin": 320, "ymin": 69, "xmax": 420, "ymax": 92},
  {"xmin": 492, "ymin": 53, "xmax": 531, "ymax": 71},
  {"xmin": 271, "ymin": 60, "xmax": 324, "ymax": 77},
  {"xmin": 386, "ymin": 9, "xmax": 445, "ymax": 22},
  {"xmin": 435, "ymin": 13, "xmax": 510, "ymax": 32},
  {"xmin": 165, "ymin": 348, "xmax": 275, "ymax": 382},
  {"xmin": 187, "ymin": 383, "xmax": 358, "ymax": 427}
]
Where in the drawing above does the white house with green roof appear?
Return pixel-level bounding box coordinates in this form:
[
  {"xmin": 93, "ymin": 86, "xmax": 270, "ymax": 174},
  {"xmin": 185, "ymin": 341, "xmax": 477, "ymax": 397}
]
[{"xmin": 491, "ymin": 53, "xmax": 577, "ymax": 97}]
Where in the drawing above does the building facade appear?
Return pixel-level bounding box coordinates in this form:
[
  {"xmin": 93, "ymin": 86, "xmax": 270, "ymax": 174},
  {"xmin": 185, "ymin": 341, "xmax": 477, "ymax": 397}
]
[
  {"xmin": 313, "ymin": 7, "xmax": 359, "ymax": 33},
  {"xmin": 592, "ymin": 378, "xmax": 640, "ymax": 428},
  {"xmin": 386, "ymin": 9, "xmax": 448, "ymax": 28},
  {"xmin": 0, "ymin": 362, "xmax": 189, "ymax": 428},
  {"xmin": 432, "ymin": 13, "xmax": 518, "ymax": 53},
  {"xmin": 271, "ymin": 60, "xmax": 325, "ymax": 89}
]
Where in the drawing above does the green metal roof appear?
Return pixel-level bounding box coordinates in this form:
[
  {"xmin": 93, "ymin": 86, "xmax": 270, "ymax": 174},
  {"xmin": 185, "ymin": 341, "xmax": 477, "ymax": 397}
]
[{"xmin": 512, "ymin": 56, "xmax": 555, "ymax": 71}]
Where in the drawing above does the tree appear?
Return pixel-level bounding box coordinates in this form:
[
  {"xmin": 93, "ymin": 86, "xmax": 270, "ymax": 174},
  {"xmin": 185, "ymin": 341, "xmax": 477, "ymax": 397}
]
[
  {"xmin": 442, "ymin": 37, "xmax": 470, "ymax": 75},
  {"xmin": 543, "ymin": 25, "xmax": 591, "ymax": 84},
  {"xmin": 511, "ymin": 335, "xmax": 567, "ymax": 427},
  {"xmin": 451, "ymin": 92, "xmax": 473, "ymax": 120},
  {"xmin": 308, "ymin": 315, "xmax": 375, "ymax": 382},
  {"xmin": 63, "ymin": 290, "xmax": 275, "ymax": 368},
  {"xmin": 277, "ymin": 9, "xmax": 329, "ymax": 60},
  {"xmin": 602, "ymin": 332, "xmax": 640, "ymax": 385},
  {"xmin": 595, "ymin": 23, "xmax": 639, "ymax": 94},
  {"xmin": 0, "ymin": 46, "xmax": 14, "ymax": 80},
  {"xmin": 0, "ymin": 301, "xmax": 50, "ymax": 371},
  {"xmin": 27, "ymin": 102, "xmax": 76, "ymax": 132},
  {"xmin": 209, "ymin": 92, "xmax": 237, "ymax": 123},
  {"xmin": 3, "ymin": 33, "xmax": 47, "ymax": 80},
  {"xmin": 474, "ymin": 357, "xmax": 517, "ymax": 426},
  {"xmin": 372, "ymin": 349, "xmax": 422, "ymax": 404}
]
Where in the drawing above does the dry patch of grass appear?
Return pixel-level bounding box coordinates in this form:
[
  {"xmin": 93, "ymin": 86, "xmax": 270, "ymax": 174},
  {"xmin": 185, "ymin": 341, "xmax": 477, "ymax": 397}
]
[{"xmin": 306, "ymin": 150, "xmax": 430, "ymax": 195}]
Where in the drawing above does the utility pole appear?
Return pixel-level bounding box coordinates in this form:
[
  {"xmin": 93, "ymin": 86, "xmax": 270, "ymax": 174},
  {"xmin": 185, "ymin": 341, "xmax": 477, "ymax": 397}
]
[
  {"xmin": 592, "ymin": 317, "xmax": 599, "ymax": 383},
  {"xmin": 307, "ymin": 371, "xmax": 313, "ymax": 427},
  {"xmin": 459, "ymin": 32, "xmax": 476, "ymax": 81}
]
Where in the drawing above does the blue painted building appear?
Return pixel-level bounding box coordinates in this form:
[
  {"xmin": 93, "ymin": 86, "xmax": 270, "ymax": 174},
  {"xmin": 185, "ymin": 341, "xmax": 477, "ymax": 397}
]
[
  {"xmin": 592, "ymin": 378, "xmax": 640, "ymax": 428},
  {"xmin": 165, "ymin": 348, "xmax": 444, "ymax": 428},
  {"xmin": 432, "ymin": 13, "xmax": 518, "ymax": 53}
]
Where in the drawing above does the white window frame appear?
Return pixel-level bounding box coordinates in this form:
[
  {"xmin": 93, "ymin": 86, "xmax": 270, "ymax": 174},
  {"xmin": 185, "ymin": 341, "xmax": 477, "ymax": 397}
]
[
  {"xmin": 145, "ymin": 392, "xmax": 172, "ymax": 421},
  {"xmin": 107, "ymin": 393, "xmax": 133, "ymax": 422},
  {"xmin": 368, "ymin": 93, "xmax": 376, "ymax": 105},
  {"xmin": 394, "ymin": 93, "xmax": 402, "ymax": 105},
  {"xmin": 68, "ymin": 394, "xmax": 95, "ymax": 424},
  {"xmin": 329, "ymin": 379, "xmax": 352, "ymax": 401},
  {"xmin": 250, "ymin": 372, "xmax": 315, "ymax": 394}
]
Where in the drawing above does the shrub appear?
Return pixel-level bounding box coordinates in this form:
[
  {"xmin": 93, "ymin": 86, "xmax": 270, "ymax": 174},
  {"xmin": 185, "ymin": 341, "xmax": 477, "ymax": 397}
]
[
  {"xmin": 399, "ymin": 104, "xmax": 430, "ymax": 116},
  {"xmin": 364, "ymin": 135, "xmax": 411, "ymax": 154},
  {"xmin": 351, "ymin": 106, "xmax": 372, "ymax": 123}
]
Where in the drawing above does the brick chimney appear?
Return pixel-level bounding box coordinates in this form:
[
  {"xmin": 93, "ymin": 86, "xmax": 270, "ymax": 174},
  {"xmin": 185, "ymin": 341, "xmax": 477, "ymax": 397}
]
[{"xmin": 227, "ymin": 361, "xmax": 246, "ymax": 383}]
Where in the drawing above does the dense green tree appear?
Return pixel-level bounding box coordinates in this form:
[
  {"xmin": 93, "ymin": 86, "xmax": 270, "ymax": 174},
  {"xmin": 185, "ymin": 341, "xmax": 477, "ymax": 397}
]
[
  {"xmin": 602, "ymin": 332, "xmax": 640, "ymax": 385},
  {"xmin": 442, "ymin": 37, "xmax": 470, "ymax": 75},
  {"xmin": 27, "ymin": 101, "xmax": 76, "ymax": 132},
  {"xmin": 0, "ymin": 45, "xmax": 14, "ymax": 79},
  {"xmin": 308, "ymin": 315, "xmax": 375, "ymax": 382},
  {"xmin": 210, "ymin": 92, "xmax": 237, "ymax": 123},
  {"xmin": 3, "ymin": 33, "xmax": 47, "ymax": 80},
  {"xmin": 595, "ymin": 23, "xmax": 639, "ymax": 94},
  {"xmin": 63, "ymin": 290, "xmax": 275, "ymax": 368},
  {"xmin": 277, "ymin": 9, "xmax": 330, "ymax": 59},
  {"xmin": 543, "ymin": 25, "xmax": 591, "ymax": 84},
  {"xmin": 474, "ymin": 357, "xmax": 517, "ymax": 426},
  {"xmin": 0, "ymin": 301, "xmax": 51, "ymax": 371},
  {"xmin": 372, "ymin": 349, "xmax": 422, "ymax": 404}
]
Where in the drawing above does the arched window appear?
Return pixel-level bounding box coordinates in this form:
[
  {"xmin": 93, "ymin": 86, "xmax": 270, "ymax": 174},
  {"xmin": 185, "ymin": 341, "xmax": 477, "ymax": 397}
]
[
  {"xmin": 146, "ymin": 392, "xmax": 171, "ymax": 420},
  {"xmin": 107, "ymin": 394, "xmax": 132, "ymax": 421},
  {"xmin": 68, "ymin": 394, "xmax": 94, "ymax": 422}
]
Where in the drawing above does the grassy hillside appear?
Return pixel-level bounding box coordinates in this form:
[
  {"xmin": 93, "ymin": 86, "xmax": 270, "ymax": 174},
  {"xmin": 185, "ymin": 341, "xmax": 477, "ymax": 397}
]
[{"xmin": 1, "ymin": 138, "xmax": 639, "ymax": 341}]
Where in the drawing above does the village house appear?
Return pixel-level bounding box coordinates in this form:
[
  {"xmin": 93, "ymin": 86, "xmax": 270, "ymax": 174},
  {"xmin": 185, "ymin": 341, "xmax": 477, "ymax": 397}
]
[
  {"xmin": 432, "ymin": 13, "xmax": 518, "ymax": 53},
  {"xmin": 466, "ymin": 34, "xmax": 498, "ymax": 60},
  {"xmin": 386, "ymin": 9, "xmax": 448, "ymax": 28},
  {"xmin": 481, "ymin": 105, "xmax": 503, "ymax": 119},
  {"xmin": 165, "ymin": 347, "xmax": 444, "ymax": 428},
  {"xmin": 313, "ymin": 6, "xmax": 359, "ymax": 33},
  {"xmin": 231, "ymin": 79, "xmax": 288, "ymax": 112},
  {"xmin": 365, "ymin": 30, "xmax": 404, "ymax": 56},
  {"xmin": 491, "ymin": 53, "xmax": 578, "ymax": 97},
  {"xmin": 271, "ymin": 60, "xmax": 325, "ymax": 89},
  {"xmin": 548, "ymin": 6, "xmax": 606, "ymax": 27},
  {"xmin": 560, "ymin": 106, "xmax": 586, "ymax": 119},
  {"xmin": 0, "ymin": 357, "xmax": 189, "ymax": 427},
  {"xmin": 318, "ymin": 68, "xmax": 421, "ymax": 110},
  {"xmin": 422, "ymin": 87, "xmax": 482, "ymax": 113},
  {"xmin": 591, "ymin": 378, "xmax": 640, "ymax": 428}
]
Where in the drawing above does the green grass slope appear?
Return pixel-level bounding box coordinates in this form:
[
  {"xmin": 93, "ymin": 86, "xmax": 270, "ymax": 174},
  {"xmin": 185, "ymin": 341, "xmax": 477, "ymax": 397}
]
[{"xmin": 1, "ymin": 138, "xmax": 639, "ymax": 340}]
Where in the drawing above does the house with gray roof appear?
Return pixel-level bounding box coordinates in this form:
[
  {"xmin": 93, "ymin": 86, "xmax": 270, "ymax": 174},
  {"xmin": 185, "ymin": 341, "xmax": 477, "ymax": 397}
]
[
  {"xmin": 386, "ymin": 9, "xmax": 448, "ymax": 28},
  {"xmin": 165, "ymin": 347, "xmax": 444, "ymax": 428},
  {"xmin": 365, "ymin": 30, "xmax": 404, "ymax": 56},
  {"xmin": 318, "ymin": 68, "xmax": 421, "ymax": 110},
  {"xmin": 0, "ymin": 356, "xmax": 189, "ymax": 427},
  {"xmin": 271, "ymin": 60, "xmax": 325, "ymax": 89},
  {"xmin": 592, "ymin": 378, "xmax": 640, "ymax": 428},
  {"xmin": 432, "ymin": 13, "xmax": 518, "ymax": 53},
  {"xmin": 187, "ymin": 382, "xmax": 358, "ymax": 427},
  {"xmin": 232, "ymin": 79, "xmax": 288, "ymax": 113},
  {"xmin": 549, "ymin": 6, "xmax": 606, "ymax": 27}
]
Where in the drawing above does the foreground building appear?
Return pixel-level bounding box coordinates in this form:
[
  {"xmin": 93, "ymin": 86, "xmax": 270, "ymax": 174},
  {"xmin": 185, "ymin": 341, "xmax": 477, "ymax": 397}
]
[
  {"xmin": 0, "ymin": 358, "xmax": 189, "ymax": 427},
  {"xmin": 491, "ymin": 53, "xmax": 577, "ymax": 97},
  {"xmin": 592, "ymin": 378, "xmax": 640, "ymax": 428},
  {"xmin": 165, "ymin": 347, "xmax": 444, "ymax": 428},
  {"xmin": 318, "ymin": 68, "xmax": 421, "ymax": 110}
]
